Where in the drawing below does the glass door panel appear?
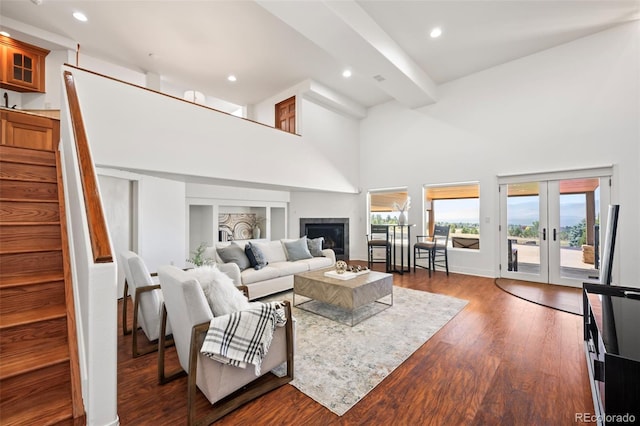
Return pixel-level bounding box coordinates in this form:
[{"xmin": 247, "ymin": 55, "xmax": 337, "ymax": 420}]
[
  {"xmin": 549, "ymin": 178, "xmax": 603, "ymax": 286},
  {"xmin": 501, "ymin": 182, "xmax": 548, "ymax": 283}
]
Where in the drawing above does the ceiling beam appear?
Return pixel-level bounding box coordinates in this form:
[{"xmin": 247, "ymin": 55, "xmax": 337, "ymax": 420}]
[
  {"xmin": 257, "ymin": 0, "xmax": 438, "ymax": 108},
  {"xmin": 301, "ymin": 79, "xmax": 367, "ymax": 119}
]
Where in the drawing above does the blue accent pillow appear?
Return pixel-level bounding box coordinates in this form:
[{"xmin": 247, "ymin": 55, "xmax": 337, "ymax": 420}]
[
  {"xmin": 284, "ymin": 237, "xmax": 313, "ymax": 261},
  {"xmin": 245, "ymin": 245, "xmax": 258, "ymax": 268},
  {"xmin": 246, "ymin": 242, "xmax": 268, "ymax": 270}
]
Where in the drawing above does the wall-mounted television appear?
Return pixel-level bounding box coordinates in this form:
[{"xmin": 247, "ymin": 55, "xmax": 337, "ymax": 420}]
[{"xmin": 599, "ymin": 204, "xmax": 620, "ymax": 285}]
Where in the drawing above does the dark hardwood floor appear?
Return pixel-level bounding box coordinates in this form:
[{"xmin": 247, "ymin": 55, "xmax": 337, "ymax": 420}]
[
  {"xmin": 117, "ymin": 266, "xmax": 594, "ymax": 425},
  {"xmin": 495, "ymin": 278, "xmax": 583, "ymax": 315}
]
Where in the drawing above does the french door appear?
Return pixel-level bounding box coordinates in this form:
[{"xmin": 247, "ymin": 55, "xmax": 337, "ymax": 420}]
[{"xmin": 499, "ymin": 173, "xmax": 611, "ymax": 287}]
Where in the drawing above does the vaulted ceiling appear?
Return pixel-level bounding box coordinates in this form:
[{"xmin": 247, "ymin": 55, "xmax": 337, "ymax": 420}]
[{"xmin": 1, "ymin": 0, "xmax": 638, "ymax": 110}]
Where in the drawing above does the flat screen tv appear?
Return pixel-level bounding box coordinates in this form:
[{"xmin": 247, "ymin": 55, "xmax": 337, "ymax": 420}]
[{"xmin": 599, "ymin": 204, "xmax": 619, "ymax": 285}]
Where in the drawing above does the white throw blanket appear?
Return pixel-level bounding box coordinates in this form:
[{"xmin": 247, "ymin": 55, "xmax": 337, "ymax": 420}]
[{"xmin": 200, "ymin": 302, "xmax": 286, "ymax": 375}]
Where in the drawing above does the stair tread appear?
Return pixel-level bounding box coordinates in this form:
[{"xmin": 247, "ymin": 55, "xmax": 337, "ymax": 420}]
[
  {"xmin": 0, "ymin": 145, "xmax": 56, "ymax": 167},
  {"xmin": 0, "ymin": 271, "xmax": 65, "ymax": 288},
  {"xmin": 0, "ymin": 176, "xmax": 57, "ymax": 183},
  {"xmin": 0, "ymin": 341, "xmax": 69, "ymax": 380},
  {"xmin": 0, "ymin": 251, "xmax": 64, "ymax": 279},
  {"xmin": 0, "ymin": 221, "xmax": 61, "ymax": 225},
  {"xmin": 0, "ymin": 304, "xmax": 66, "ymax": 329},
  {"xmin": 1, "ymin": 401, "xmax": 73, "ymax": 426},
  {"xmin": 0, "ymin": 180, "xmax": 58, "ymax": 202},
  {"xmin": 0, "ymin": 371, "xmax": 73, "ymax": 426},
  {"xmin": 0, "ymin": 197, "xmax": 59, "ymax": 203},
  {"xmin": 0, "ymin": 247, "xmax": 62, "ymax": 255}
]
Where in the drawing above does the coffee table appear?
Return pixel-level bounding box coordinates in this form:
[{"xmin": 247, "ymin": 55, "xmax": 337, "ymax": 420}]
[{"xmin": 293, "ymin": 268, "xmax": 393, "ymax": 326}]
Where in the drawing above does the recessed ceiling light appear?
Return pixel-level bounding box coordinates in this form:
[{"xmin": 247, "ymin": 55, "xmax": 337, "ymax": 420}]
[
  {"xmin": 0, "ymin": 31, "xmax": 10, "ymax": 38},
  {"xmin": 342, "ymin": 69, "xmax": 352, "ymax": 78},
  {"xmin": 430, "ymin": 27, "xmax": 442, "ymax": 38},
  {"xmin": 73, "ymin": 12, "xmax": 88, "ymax": 22},
  {"xmin": 227, "ymin": 75, "xmax": 237, "ymax": 82}
]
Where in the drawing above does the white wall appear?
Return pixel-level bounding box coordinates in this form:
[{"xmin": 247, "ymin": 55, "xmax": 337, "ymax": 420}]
[
  {"xmin": 97, "ymin": 174, "xmax": 132, "ymax": 297},
  {"xmin": 136, "ymin": 176, "xmax": 186, "ymax": 271},
  {"xmin": 250, "ymin": 80, "xmax": 360, "ymax": 187},
  {"xmin": 300, "ymin": 98, "xmax": 361, "ymax": 190},
  {"xmin": 95, "ymin": 167, "xmax": 186, "ymax": 274},
  {"xmin": 284, "ymin": 92, "xmax": 363, "ymax": 258},
  {"xmin": 359, "ymin": 22, "xmax": 640, "ymax": 284},
  {"xmin": 65, "ymin": 65, "xmax": 359, "ymax": 194},
  {"xmin": 289, "ymin": 191, "xmax": 361, "ymax": 259}
]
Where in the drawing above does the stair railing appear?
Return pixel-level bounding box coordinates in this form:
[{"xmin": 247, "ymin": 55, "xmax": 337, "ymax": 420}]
[
  {"xmin": 63, "ymin": 70, "xmax": 117, "ymax": 424},
  {"xmin": 62, "ymin": 70, "xmax": 113, "ymax": 264}
]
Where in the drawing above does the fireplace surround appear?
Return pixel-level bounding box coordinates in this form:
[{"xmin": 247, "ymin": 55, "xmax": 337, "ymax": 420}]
[{"xmin": 300, "ymin": 218, "xmax": 349, "ymax": 261}]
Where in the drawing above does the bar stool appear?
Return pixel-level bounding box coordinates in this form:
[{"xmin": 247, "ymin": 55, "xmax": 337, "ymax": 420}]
[
  {"xmin": 413, "ymin": 225, "xmax": 450, "ymax": 277},
  {"xmin": 367, "ymin": 224, "xmax": 391, "ymax": 271}
]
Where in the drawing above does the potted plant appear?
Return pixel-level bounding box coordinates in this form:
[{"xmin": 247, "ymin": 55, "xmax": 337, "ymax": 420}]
[{"xmin": 187, "ymin": 242, "xmax": 214, "ymax": 267}]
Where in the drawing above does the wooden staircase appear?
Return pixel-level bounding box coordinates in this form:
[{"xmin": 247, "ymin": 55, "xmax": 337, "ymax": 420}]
[{"xmin": 0, "ymin": 111, "xmax": 85, "ymax": 425}]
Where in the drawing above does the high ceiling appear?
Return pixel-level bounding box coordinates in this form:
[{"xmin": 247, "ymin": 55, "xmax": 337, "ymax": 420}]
[{"xmin": 1, "ymin": 0, "xmax": 638, "ymax": 110}]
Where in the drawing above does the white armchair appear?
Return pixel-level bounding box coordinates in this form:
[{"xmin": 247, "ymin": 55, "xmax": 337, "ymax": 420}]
[
  {"xmin": 157, "ymin": 265, "xmax": 294, "ymax": 425},
  {"xmin": 119, "ymin": 251, "xmax": 173, "ymax": 357}
]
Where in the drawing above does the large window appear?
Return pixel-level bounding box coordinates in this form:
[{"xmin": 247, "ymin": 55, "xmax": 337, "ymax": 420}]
[
  {"xmin": 424, "ymin": 182, "xmax": 480, "ymax": 249},
  {"xmin": 369, "ymin": 189, "xmax": 409, "ymax": 225}
]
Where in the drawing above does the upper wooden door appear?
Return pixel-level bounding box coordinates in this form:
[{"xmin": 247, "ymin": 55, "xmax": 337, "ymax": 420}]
[{"xmin": 275, "ymin": 96, "xmax": 296, "ymax": 134}]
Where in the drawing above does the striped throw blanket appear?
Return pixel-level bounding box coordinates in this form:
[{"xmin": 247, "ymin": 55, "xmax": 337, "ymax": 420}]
[{"xmin": 200, "ymin": 301, "xmax": 286, "ymax": 375}]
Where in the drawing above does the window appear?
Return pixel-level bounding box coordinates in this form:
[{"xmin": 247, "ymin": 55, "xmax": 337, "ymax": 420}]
[
  {"xmin": 369, "ymin": 189, "xmax": 409, "ymax": 225},
  {"xmin": 424, "ymin": 182, "xmax": 480, "ymax": 249},
  {"xmin": 275, "ymin": 96, "xmax": 296, "ymax": 133}
]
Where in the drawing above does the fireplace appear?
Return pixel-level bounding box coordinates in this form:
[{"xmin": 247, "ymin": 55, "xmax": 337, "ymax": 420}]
[{"xmin": 300, "ymin": 218, "xmax": 349, "ymax": 261}]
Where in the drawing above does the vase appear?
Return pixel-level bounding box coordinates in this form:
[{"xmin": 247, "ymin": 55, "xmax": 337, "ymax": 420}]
[
  {"xmin": 398, "ymin": 211, "xmax": 407, "ymax": 225},
  {"xmin": 252, "ymin": 226, "xmax": 261, "ymax": 239}
]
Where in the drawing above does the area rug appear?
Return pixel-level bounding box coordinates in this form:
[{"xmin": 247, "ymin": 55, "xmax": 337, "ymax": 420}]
[{"xmin": 268, "ymin": 286, "xmax": 467, "ymax": 416}]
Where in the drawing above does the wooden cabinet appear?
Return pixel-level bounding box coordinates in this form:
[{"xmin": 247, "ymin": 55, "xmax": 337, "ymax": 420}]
[
  {"xmin": 1, "ymin": 109, "xmax": 59, "ymax": 151},
  {"xmin": 1, "ymin": 36, "xmax": 49, "ymax": 93}
]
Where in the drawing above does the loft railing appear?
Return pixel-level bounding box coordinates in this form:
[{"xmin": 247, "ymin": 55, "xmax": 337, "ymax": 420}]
[{"xmin": 63, "ymin": 70, "xmax": 113, "ymax": 263}]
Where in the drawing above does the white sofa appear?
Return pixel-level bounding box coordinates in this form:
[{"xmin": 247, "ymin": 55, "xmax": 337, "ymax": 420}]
[{"xmin": 204, "ymin": 239, "xmax": 336, "ymax": 300}]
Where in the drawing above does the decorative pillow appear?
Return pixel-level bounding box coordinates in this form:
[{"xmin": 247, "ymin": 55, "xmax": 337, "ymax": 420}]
[
  {"xmin": 245, "ymin": 245, "xmax": 258, "ymax": 268},
  {"xmin": 216, "ymin": 244, "xmax": 250, "ymax": 271},
  {"xmin": 252, "ymin": 240, "xmax": 287, "ymax": 263},
  {"xmin": 186, "ymin": 265, "xmax": 251, "ymax": 316},
  {"xmin": 283, "ymin": 236, "xmax": 313, "ymax": 261},
  {"xmin": 306, "ymin": 236, "xmax": 325, "ymax": 257},
  {"xmin": 246, "ymin": 242, "xmax": 268, "ymax": 270}
]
